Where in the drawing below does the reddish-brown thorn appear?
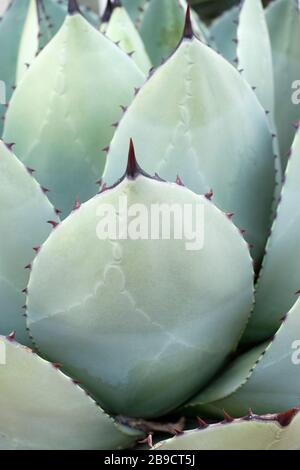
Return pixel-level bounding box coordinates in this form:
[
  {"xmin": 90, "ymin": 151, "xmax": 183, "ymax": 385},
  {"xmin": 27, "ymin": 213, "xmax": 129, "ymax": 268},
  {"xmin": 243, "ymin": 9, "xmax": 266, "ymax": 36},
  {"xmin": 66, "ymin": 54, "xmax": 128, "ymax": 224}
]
[
  {"xmin": 197, "ymin": 416, "xmax": 209, "ymax": 429},
  {"xmin": 205, "ymin": 189, "xmax": 213, "ymax": 200},
  {"xmin": 6, "ymin": 331, "xmax": 16, "ymax": 341},
  {"xmin": 47, "ymin": 220, "xmax": 59, "ymax": 228}
]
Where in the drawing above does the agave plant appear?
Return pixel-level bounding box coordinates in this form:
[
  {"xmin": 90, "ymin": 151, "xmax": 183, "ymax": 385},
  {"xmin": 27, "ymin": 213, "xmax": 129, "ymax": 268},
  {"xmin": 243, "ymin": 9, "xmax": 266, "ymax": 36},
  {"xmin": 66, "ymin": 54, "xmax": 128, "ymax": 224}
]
[{"xmin": 0, "ymin": 0, "xmax": 300, "ymax": 451}]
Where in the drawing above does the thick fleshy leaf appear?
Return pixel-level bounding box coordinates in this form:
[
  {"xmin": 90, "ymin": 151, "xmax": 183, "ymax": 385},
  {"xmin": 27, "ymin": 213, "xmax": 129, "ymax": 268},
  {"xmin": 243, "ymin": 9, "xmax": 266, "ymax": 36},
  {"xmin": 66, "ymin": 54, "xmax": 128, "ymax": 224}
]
[
  {"xmin": 16, "ymin": 0, "xmax": 67, "ymax": 85},
  {"xmin": 16, "ymin": 0, "xmax": 39, "ymax": 84},
  {"xmin": 266, "ymin": 0, "xmax": 300, "ymax": 170},
  {"xmin": 242, "ymin": 129, "xmax": 300, "ymax": 344},
  {"xmin": 79, "ymin": 0, "xmax": 100, "ymax": 12},
  {"xmin": 47, "ymin": 0, "xmax": 100, "ymax": 28},
  {"xmin": 3, "ymin": 11, "xmax": 144, "ymax": 217},
  {"xmin": 237, "ymin": 0, "xmax": 274, "ymax": 118},
  {"xmin": 0, "ymin": 336, "xmax": 141, "ymax": 450},
  {"xmin": 0, "ymin": 140, "xmax": 58, "ymax": 344},
  {"xmin": 184, "ymin": 297, "xmax": 300, "ymax": 418},
  {"xmin": 0, "ymin": 0, "xmax": 30, "ymax": 135},
  {"xmin": 37, "ymin": 0, "xmax": 68, "ymax": 49},
  {"xmin": 210, "ymin": 5, "xmax": 239, "ymax": 64},
  {"xmin": 123, "ymin": 0, "xmax": 148, "ymax": 24},
  {"xmin": 237, "ymin": 0, "xmax": 282, "ymax": 201},
  {"xmin": 154, "ymin": 408, "xmax": 300, "ymax": 450},
  {"xmin": 80, "ymin": 3, "xmax": 100, "ymax": 27},
  {"xmin": 103, "ymin": 28, "xmax": 275, "ymax": 262},
  {"xmin": 140, "ymin": 0, "xmax": 206, "ymax": 67},
  {"xmin": 100, "ymin": 2, "xmax": 152, "ymax": 74},
  {"xmin": 27, "ymin": 146, "xmax": 253, "ymax": 418},
  {"xmin": 193, "ymin": 11, "xmax": 212, "ymax": 44}
]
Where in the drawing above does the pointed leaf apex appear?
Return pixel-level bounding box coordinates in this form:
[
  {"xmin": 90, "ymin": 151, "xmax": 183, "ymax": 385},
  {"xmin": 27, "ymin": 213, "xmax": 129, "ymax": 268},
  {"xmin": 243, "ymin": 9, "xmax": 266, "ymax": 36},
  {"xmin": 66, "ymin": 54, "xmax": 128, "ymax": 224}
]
[
  {"xmin": 68, "ymin": 0, "xmax": 81, "ymax": 15},
  {"xmin": 182, "ymin": 6, "xmax": 194, "ymax": 39},
  {"xmin": 102, "ymin": 0, "xmax": 113, "ymax": 22},
  {"xmin": 102, "ymin": 0, "xmax": 122, "ymax": 22},
  {"xmin": 126, "ymin": 139, "xmax": 141, "ymax": 179}
]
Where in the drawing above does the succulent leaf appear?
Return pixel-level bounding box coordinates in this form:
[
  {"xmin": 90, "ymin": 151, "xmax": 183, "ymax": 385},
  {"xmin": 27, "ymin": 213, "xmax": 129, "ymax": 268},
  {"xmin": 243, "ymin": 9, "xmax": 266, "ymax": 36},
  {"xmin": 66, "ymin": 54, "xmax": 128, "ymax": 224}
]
[
  {"xmin": 100, "ymin": 1, "xmax": 152, "ymax": 74},
  {"xmin": 79, "ymin": 0, "xmax": 100, "ymax": 13},
  {"xmin": 210, "ymin": 5, "xmax": 239, "ymax": 64},
  {"xmin": 26, "ymin": 144, "xmax": 254, "ymax": 418},
  {"xmin": 16, "ymin": 0, "xmax": 39, "ymax": 84},
  {"xmin": 243, "ymin": 129, "xmax": 300, "ymax": 344},
  {"xmin": 266, "ymin": 0, "xmax": 300, "ymax": 170},
  {"xmin": 103, "ymin": 21, "xmax": 275, "ymax": 262},
  {"xmin": 0, "ymin": 0, "xmax": 30, "ymax": 134},
  {"xmin": 3, "ymin": 10, "xmax": 145, "ymax": 217},
  {"xmin": 47, "ymin": 0, "xmax": 100, "ymax": 28},
  {"xmin": 237, "ymin": 0, "xmax": 274, "ymax": 120},
  {"xmin": 16, "ymin": 0, "xmax": 67, "ymax": 86},
  {"xmin": 237, "ymin": 0, "xmax": 282, "ymax": 203},
  {"xmin": 139, "ymin": 0, "xmax": 206, "ymax": 67},
  {"xmin": 0, "ymin": 140, "xmax": 58, "ymax": 344},
  {"xmin": 153, "ymin": 408, "xmax": 300, "ymax": 450},
  {"xmin": 36, "ymin": 0, "xmax": 68, "ymax": 49},
  {"xmin": 0, "ymin": 336, "xmax": 141, "ymax": 450},
  {"xmin": 184, "ymin": 297, "xmax": 300, "ymax": 418},
  {"xmin": 122, "ymin": 0, "xmax": 148, "ymax": 24}
]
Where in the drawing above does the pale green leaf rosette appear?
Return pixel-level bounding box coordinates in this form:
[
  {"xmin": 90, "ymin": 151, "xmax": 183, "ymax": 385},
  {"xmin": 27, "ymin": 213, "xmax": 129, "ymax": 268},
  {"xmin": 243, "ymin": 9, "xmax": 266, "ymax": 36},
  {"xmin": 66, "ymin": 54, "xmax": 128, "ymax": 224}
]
[{"xmin": 26, "ymin": 142, "xmax": 254, "ymax": 419}]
